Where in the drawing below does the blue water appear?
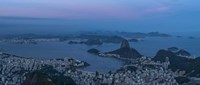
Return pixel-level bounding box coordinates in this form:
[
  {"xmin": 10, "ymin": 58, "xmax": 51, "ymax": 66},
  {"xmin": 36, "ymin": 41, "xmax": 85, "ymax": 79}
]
[
  {"xmin": 98, "ymin": 37, "xmax": 200, "ymax": 57},
  {"xmin": 0, "ymin": 41, "xmax": 124, "ymax": 72},
  {"xmin": 0, "ymin": 36, "xmax": 200, "ymax": 72},
  {"xmin": 133, "ymin": 37, "xmax": 200, "ymax": 57}
]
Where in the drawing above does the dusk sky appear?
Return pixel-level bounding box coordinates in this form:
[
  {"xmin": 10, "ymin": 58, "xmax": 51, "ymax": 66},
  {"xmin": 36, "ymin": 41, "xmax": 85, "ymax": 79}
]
[{"xmin": 0, "ymin": 0, "xmax": 200, "ymax": 34}]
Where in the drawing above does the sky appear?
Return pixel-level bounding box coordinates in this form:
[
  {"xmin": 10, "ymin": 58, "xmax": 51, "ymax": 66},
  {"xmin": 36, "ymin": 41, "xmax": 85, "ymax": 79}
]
[{"xmin": 0, "ymin": 0, "xmax": 200, "ymax": 35}]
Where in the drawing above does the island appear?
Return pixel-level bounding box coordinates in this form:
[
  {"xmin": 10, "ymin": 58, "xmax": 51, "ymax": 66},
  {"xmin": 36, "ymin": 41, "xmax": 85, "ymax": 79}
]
[
  {"xmin": 88, "ymin": 39, "xmax": 142, "ymax": 59},
  {"xmin": 128, "ymin": 38, "xmax": 141, "ymax": 42},
  {"xmin": 68, "ymin": 39, "xmax": 103, "ymax": 46}
]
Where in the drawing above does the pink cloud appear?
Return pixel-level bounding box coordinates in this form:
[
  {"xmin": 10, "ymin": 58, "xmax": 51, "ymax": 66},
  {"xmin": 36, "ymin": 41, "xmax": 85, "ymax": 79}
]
[
  {"xmin": 0, "ymin": 1, "xmax": 170, "ymax": 20},
  {"xmin": 144, "ymin": 6, "xmax": 169, "ymax": 13},
  {"xmin": 0, "ymin": 6, "xmax": 139, "ymax": 20},
  {"xmin": 58, "ymin": 3, "xmax": 138, "ymax": 19}
]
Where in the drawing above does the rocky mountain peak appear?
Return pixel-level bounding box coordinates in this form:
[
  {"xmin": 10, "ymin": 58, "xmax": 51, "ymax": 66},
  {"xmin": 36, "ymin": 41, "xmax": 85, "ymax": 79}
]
[
  {"xmin": 120, "ymin": 39, "xmax": 130, "ymax": 48},
  {"xmin": 176, "ymin": 49, "xmax": 191, "ymax": 56}
]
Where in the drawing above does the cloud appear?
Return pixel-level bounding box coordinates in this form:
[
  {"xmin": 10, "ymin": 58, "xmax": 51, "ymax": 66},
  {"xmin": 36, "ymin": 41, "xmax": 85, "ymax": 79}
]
[
  {"xmin": 144, "ymin": 6, "xmax": 169, "ymax": 13},
  {"xmin": 0, "ymin": 0, "xmax": 172, "ymax": 19}
]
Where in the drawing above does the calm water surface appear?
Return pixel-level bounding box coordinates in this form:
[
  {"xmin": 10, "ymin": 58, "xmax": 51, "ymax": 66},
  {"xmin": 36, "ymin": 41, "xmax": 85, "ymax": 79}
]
[{"xmin": 0, "ymin": 37, "xmax": 200, "ymax": 72}]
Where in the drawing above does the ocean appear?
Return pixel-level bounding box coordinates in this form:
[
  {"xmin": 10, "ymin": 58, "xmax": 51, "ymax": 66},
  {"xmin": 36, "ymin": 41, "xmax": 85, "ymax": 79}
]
[{"xmin": 0, "ymin": 36, "xmax": 200, "ymax": 72}]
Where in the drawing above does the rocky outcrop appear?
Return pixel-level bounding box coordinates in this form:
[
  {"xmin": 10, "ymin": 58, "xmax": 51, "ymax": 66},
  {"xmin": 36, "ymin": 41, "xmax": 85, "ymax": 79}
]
[
  {"xmin": 107, "ymin": 47, "xmax": 141, "ymax": 59},
  {"xmin": 107, "ymin": 39, "xmax": 142, "ymax": 59},
  {"xmin": 87, "ymin": 48, "xmax": 100, "ymax": 55},
  {"xmin": 22, "ymin": 71, "xmax": 54, "ymax": 85},
  {"xmin": 153, "ymin": 49, "xmax": 175, "ymax": 62},
  {"xmin": 120, "ymin": 39, "xmax": 130, "ymax": 48},
  {"xmin": 153, "ymin": 49, "xmax": 200, "ymax": 77},
  {"xmin": 167, "ymin": 47, "xmax": 179, "ymax": 52},
  {"xmin": 176, "ymin": 49, "xmax": 191, "ymax": 56},
  {"xmin": 22, "ymin": 66, "xmax": 77, "ymax": 85},
  {"xmin": 87, "ymin": 39, "xmax": 142, "ymax": 59}
]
